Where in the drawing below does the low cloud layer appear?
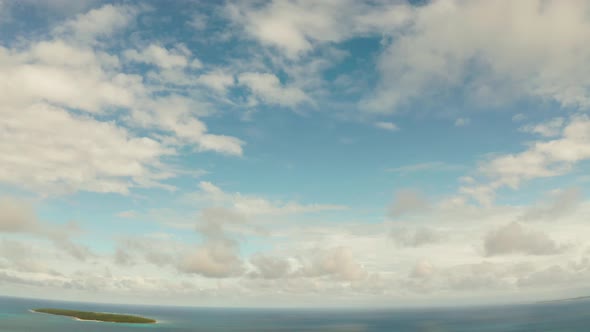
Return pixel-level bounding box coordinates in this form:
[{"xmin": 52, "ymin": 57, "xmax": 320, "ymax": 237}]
[
  {"xmin": 521, "ymin": 188, "xmax": 583, "ymax": 222},
  {"xmin": 0, "ymin": 197, "xmax": 92, "ymax": 261},
  {"xmin": 484, "ymin": 222, "xmax": 564, "ymax": 256}
]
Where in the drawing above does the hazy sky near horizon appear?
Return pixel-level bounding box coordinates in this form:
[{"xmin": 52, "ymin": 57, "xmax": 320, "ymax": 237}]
[{"xmin": 1, "ymin": 0, "xmax": 590, "ymax": 307}]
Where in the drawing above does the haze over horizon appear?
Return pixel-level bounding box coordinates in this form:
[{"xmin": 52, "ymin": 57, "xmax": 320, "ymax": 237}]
[{"xmin": 0, "ymin": 0, "xmax": 589, "ymax": 308}]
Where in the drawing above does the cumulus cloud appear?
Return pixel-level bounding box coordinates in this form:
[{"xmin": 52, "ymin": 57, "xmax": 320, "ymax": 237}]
[
  {"xmin": 388, "ymin": 189, "xmax": 430, "ymax": 218},
  {"xmin": 484, "ymin": 222, "xmax": 564, "ymax": 256},
  {"xmin": 409, "ymin": 260, "xmax": 435, "ymax": 279},
  {"xmin": 0, "ymin": 240, "xmax": 61, "ymax": 275},
  {"xmin": 129, "ymin": 95, "xmax": 245, "ymax": 157},
  {"xmin": 0, "ymin": 197, "xmax": 39, "ymax": 233},
  {"xmin": 298, "ymin": 246, "xmax": 367, "ymax": 281},
  {"xmin": 0, "ymin": 4, "xmax": 246, "ymax": 196},
  {"xmin": 391, "ymin": 227, "xmax": 441, "ymax": 247},
  {"xmin": 516, "ymin": 258, "xmax": 590, "ymax": 289},
  {"xmin": 53, "ymin": 4, "xmax": 138, "ymax": 43},
  {"xmin": 362, "ymin": 0, "xmax": 590, "ymax": 113},
  {"xmin": 114, "ymin": 234, "xmax": 186, "ymax": 268},
  {"xmin": 226, "ymin": 1, "xmax": 411, "ymax": 58},
  {"xmin": 521, "ymin": 188, "xmax": 583, "ymax": 222},
  {"xmin": 124, "ymin": 44, "xmax": 190, "ymax": 69},
  {"xmin": 248, "ymin": 255, "xmax": 292, "ymax": 279},
  {"xmin": 0, "ymin": 197, "xmax": 93, "ymax": 261},
  {"xmin": 197, "ymin": 70, "xmax": 235, "ymax": 92},
  {"xmin": 178, "ymin": 240, "xmax": 243, "ymax": 278},
  {"xmin": 237, "ymin": 72, "xmax": 308, "ymax": 107},
  {"xmin": 520, "ymin": 117, "xmax": 565, "ymax": 138},
  {"xmin": 0, "ymin": 103, "xmax": 175, "ymax": 195},
  {"xmin": 178, "ymin": 207, "xmax": 245, "ymax": 278},
  {"xmin": 461, "ymin": 115, "xmax": 590, "ymax": 205}
]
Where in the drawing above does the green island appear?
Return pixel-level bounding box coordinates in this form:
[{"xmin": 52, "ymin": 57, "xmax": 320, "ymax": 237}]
[{"xmin": 32, "ymin": 308, "xmax": 156, "ymax": 324}]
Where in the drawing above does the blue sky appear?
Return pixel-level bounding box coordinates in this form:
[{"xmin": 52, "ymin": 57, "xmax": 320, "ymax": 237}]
[{"xmin": 0, "ymin": 0, "xmax": 590, "ymax": 307}]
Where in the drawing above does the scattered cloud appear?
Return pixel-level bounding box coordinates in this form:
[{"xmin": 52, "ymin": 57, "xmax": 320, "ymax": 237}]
[
  {"xmin": 297, "ymin": 246, "xmax": 368, "ymax": 281},
  {"xmin": 374, "ymin": 121, "xmax": 399, "ymax": 131},
  {"xmin": 196, "ymin": 70, "xmax": 235, "ymax": 93},
  {"xmin": 520, "ymin": 117, "xmax": 565, "ymax": 138},
  {"xmin": 248, "ymin": 255, "xmax": 292, "ymax": 279},
  {"xmin": 392, "ymin": 227, "xmax": 442, "ymax": 247},
  {"xmin": 226, "ymin": 1, "xmax": 411, "ymax": 58},
  {"xmin": 124, "ymin": 44, "xmax": 190, "ymax": 69},
  {"xmin": 362, "ymin": 1, "xmax": 590, "ymax": 113},
  {"xmin": 53, "ymin": 4, "xmax": 138, "ymax": 44},
  {"xmin": 409, "ymin": 260, "xmax": 435, "ymax": 279},
  {"xmin": 388, "ymin": 189, "xmax": 430, "ymax": 218},
  {"xmin": 461, "ymin": 115, "xmax": 590, "ymax": 205},
  {"xmin": 520, "ymin": 188, "xmax": 583, "ymax": 222},
  {"xmin": 0, "ymin": 197, "xmax": 93, "ymax": 261},
  {"xmin": 179, "ymin": 240, "xmax": 243, "ymax": 278},
  {"xmin": 238, "ymin": 72, "xmax": 309, "ymax": 107},
  {"xmin": 190, "ymin": 181, "xmax": 347, "ymax": 217},
  {"xmin": 483, "ymin": 222, "xmax": 564, "ymax": 256}
]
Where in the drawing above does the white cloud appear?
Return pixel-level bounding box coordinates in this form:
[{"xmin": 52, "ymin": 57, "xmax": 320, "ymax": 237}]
[
  {"xmin": 520, "ymin": 188, "xmax": 583, "ymax": 222},
  {"xmin": 461, "ymin": 115, "xmax": 590, "ymax": 205},
  {"xmin": 520, "ymin": 117, "xmax": 565, "ymax": 138},
  {"xmin": 198, "ymin": 134, "xmax": 245, "ymax": 156},
  {"xmin": 53, "ymin": 4, "xmax": 137, "ymax": 44},
  {"xmin": 392, "ymin": 227, "xmax": 442, "ymax": 247},
  {"xmin": 374, "ymin": 121, "xmax": 399, "ymax": 131},
  {"xmin": 178, "ymin": 240, "xmax": 243, "ymax": 278},
  {"xmin": 297, "ymin": 246, "xmax": 367, "ymax": 281},
  {"xmin": 0, "ymin": 197, "xmax": 39, "ymax": 233},
  {"xmin": 409, "ymin": 260, "xmax": 435, "ymax": 279},
  {"xmin": 0, "ymin": 4, "xmax": 246, "ymax": 196},
  {"xmin": 388, "ymin": 189, "xmax": 430, "ymax": 218},
  {"xmin": 238, "ymin": 72, "xmax": 308, "ymax": 107},
  {"xmin": 1, "ymin": 40, "xmax": 138, "ymax": 113},
  {"xmin": 129, "ymin": 95, "xmax": 245, "ymax": 156},
  {"xmin": 188, "ymin": 12, "xmax": 208, "ymax": 31},
  {"xmin": 362, "ymin": 0, "xmax": 590, "ymax": 113},
  {"xmin": 197, "ymin": 70, "xmax": 235, "ymax": 92},
  {"xmin": 226, "ymin": 1, "xmax": 411, "ymax": 58},
  {"xmin": 192, "ymin": 181, "xmax": 347, "ymax": 217},
  {"xmin": 0, "ymin": 197, "xmax": 93, "ymax": 261},
  {"xmin": 484, "ymin": 222, "xmax": 564, "ymax": 256},
  {"xmin": 248, "ymin": 255, "xmax": 292, "ymax": 279},
  {"xmin": 124, "ymin": 44, "xmax": 190, "ymax": 69},
  {"xmin": 0, "ymin": 103, "xmax": 175, "ymax": 195}
]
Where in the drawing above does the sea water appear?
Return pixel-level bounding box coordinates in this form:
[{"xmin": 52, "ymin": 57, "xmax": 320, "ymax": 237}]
[{"xmin": 1, "ymin": 296, "xmax": 589, "ymax": 331}]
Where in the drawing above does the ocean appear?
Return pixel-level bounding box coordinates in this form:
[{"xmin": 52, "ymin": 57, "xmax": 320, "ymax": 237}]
[{"xmin": 1, "ymin": 296, "xmax": 589, "ymax": 331}]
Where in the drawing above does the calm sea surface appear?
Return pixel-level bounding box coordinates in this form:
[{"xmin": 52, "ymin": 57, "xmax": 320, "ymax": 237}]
[{"xmin": 1, "ymin": 296, "xmax": 589, "ymax": 331}]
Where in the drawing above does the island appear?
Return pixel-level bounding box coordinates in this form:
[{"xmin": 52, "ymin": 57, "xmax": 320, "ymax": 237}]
[{"xmin": 32, "ymin": 308, "xmax": 156, "ymax": 324}]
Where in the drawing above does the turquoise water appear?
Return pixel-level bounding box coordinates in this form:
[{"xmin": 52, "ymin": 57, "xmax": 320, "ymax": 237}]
[{"xmin": 1, "ymin": 296, "xmax": 590, "ymax": 331}]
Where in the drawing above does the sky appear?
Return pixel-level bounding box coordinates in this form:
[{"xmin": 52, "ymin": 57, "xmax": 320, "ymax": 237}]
[{"xmin": 0, "ymin": 0, "xmax": 590, "ymax": 308}]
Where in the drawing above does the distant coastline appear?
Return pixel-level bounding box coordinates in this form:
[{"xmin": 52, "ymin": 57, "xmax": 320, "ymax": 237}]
[
  {"xmin": 537, "ymin": 296, "xmax": 590, "ymax": 304},
  {"xmin": 32, "ymin": 308, "xmax": 157, "ymax": 324}
]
